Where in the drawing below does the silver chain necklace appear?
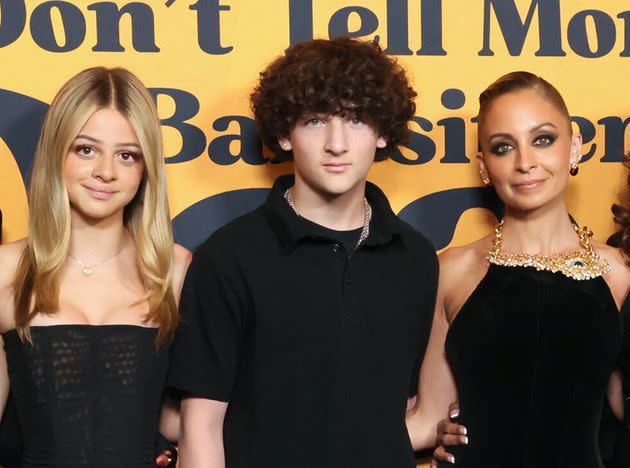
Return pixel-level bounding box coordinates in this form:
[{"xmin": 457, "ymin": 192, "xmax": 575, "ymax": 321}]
[{"xmin": 283, "ymin": 188, "xmax": 372, "ymax": 250}]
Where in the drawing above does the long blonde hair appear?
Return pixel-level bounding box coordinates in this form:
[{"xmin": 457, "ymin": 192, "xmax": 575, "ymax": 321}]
[{"xmin": 13, "ymin": 67, "xmax": 177, "ymax": 345}]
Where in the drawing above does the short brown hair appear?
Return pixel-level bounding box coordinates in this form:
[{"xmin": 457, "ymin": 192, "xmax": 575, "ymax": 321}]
[
  {"xmin": 478, "ymin": 71, "xmax": 572, "ymax": 133},
  {"xmin": 250, "ymin": 37, "xmax": 417, "ymax": 161}
]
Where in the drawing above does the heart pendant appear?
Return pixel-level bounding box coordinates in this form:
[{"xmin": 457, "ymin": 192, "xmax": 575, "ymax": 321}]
[{"xmin": 82, "ymin": 267, "xmax": 93, "ymax": 277}]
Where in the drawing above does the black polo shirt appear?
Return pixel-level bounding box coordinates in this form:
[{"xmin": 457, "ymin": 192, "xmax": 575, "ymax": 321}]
[{"xmin": 168, "ymin": 175, "xmax": 438, "ymax": 468}]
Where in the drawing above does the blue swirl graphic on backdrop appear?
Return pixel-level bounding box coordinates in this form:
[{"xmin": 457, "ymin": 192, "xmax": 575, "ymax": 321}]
[
  {"xmin": 0, "ymin": 89, "xmax": 48, "ymax": 188},
  {"xmin": 173, "ymin": 186, "xmax": 504, "ymax": 251},
  {"xmin": 173, "ymin": 188, "xmax": 270, "ymax": 249},
  {"xmin": 398, "ymin": 187, "xmax": 504, "ymax": 250}
]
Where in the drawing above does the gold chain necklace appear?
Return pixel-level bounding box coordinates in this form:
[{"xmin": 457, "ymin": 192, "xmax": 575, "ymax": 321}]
[
  {"xmin": 67, "ymin": 234, "xmax": 130, "ymax": 277},
  {"xmin": 487, "ymin": 220, "xmax": 610, "ymax": 280}
]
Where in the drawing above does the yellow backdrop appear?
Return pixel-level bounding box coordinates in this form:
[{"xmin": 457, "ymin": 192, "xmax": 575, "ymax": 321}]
[
  {"xmin": 1, "ymin": 0, "xmax": 629, "ymax": 248},
  {"xmin": 1, "ymin": 1, "xmax": 630, "ymax": 464}
]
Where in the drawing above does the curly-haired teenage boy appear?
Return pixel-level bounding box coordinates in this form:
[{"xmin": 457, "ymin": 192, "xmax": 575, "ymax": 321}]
[{"xmin": 168, "ymin": 37, "xmax": 438, "ymax": 468}]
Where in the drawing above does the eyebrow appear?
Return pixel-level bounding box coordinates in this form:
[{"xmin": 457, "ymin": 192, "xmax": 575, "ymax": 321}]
[
  {"xmin": 488, "ymin": 122, "xmax": 559, "ymax": 140},
  {"xmin": 529, "ymin": 122, "xmax": 558, "ymax": 132},
  {"xmin": 74, "ymin": 134, "xmax": 141, "ymax": 149}
]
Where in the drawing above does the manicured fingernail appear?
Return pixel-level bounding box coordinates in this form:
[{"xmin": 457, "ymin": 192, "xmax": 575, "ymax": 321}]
[
  {"xmin": 463, "ymin": 436, "xmax": 469, "ymax": 445},
  {"xmin": 460, "ymin": 426, "xmax": 467, "ymax": 435},
  {"xmin": 450, "ymin": 409, "xmax": 459, "ymax": 418},
  {"xmin": 448, "ymin": 455, "xmax": 455, "ymax": 464}
]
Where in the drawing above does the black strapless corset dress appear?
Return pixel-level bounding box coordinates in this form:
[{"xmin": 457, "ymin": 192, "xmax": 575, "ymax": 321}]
[
  {"xmin": 440, "ymin": 265, "xmax": 621, "ymax": 468},
  {"xmin": 2, "ymin": 325, "xmax": 168, "ymax": 467}
]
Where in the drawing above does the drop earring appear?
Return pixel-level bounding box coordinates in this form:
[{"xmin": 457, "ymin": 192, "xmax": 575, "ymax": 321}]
[
  {"xmin": 570, "ymin": 152, "xmax": 582, "ymax": 176},
  {"xmin": 480, "ymin": 170, "xmax": 491, "ymax": 187}
]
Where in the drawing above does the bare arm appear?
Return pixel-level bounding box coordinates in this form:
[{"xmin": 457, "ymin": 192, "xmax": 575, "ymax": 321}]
[
  {"xmin": 171, "ymin": 244, "xmax": 193, "ymax": 305},
  {"xmin": 0, "ymin": 337, "xmax": 8, "ymax": 419},
  {"xmin": 159, "ymin": 392, "xmax": 180, "ymax": 443},
  {"xmin": 608, "ymin": 370, "xmax": 624, "ymax": 421},
  {"xmin": 0, "ymin": 241, "xmax": 23, "ymax": 420},
  {"xmin": 179, "ymin": 397, "xmax": 227, "ymax": 468},
  {"xmin": 157, "ymin": 244, "xmax": 192, "ymax": 443},
  {"xmin": 406, "ymin": 255, "xmax": 459, "ymax": 451}
]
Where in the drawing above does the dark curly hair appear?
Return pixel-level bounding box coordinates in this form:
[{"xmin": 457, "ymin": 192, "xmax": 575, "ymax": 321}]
[
  {"xmin": 610, "ymin": 156, "xmax": 630, "ymax": 264},
  {"xmin": 250, "ymin": 37, "xmax": 417, "ymax": 161}
]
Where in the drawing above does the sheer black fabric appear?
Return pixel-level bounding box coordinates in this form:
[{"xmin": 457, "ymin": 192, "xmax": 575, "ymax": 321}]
[
  {"xmin": 439, "ymin": 265, "xmax": 621, "ymax": 467},
  {"xmin": 0, "ymin": 392, "xmax": 21, "ymax": 467},
  {"xmin": 3, "ymin": 325, "xmax": 168, "ymax": 467}
]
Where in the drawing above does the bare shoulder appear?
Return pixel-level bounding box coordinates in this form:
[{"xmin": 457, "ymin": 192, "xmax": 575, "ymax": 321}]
[
  {"xmin": 439, "ymin": 235, "xmax": 494, "ymax": 322},
  {"xmin": 0, "ymin": 239, "xmax": 27, "ymax": 289},
  {"xmin": 0, "ymin": 239, "xmax": 27, "ymax": 331},
  {"xmin": 171, "ymin": 244, "xmax": 192, "ymax": 303},
  {"xmin": 438, "ymin": 235, "xmax": 492, "ymax": 283},
  {"xmin": 592, "ymin": 240, "xmax": 630, "ymax": 308},
  {"xmin": 173, "ymin": 244, "xmax": 192, "ymax": 270},
  {"xmin": 592, "ymin": 241, "xmax": 627, "ymax": 269}
]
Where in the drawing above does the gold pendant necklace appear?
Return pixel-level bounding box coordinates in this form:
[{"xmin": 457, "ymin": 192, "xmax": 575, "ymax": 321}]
[
  {"xmin": 487, "ymin": 220, "xmax": 610, "ymax": 281},
  {"xmin": 68, "ymin": 234, "xmax": 130, "ymax": 277}
]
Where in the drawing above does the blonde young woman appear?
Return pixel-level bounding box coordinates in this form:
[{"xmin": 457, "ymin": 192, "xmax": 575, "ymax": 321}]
[
  {"xmin": 0, "ymin": 67, "xmax": 190, "ymax": 467},
  {"xmin": 406, "ymin": 72, "xmax": 630, "ymax": 467}
]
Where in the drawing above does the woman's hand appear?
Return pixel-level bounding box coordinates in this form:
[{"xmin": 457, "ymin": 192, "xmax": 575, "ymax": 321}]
[
  {"xmin": 430, "ymin": 401, "xmax": 468, "ymax": 467},
  {"xmin": 156, "ymin": 448, "xmax": 176, "ymax": 466}
]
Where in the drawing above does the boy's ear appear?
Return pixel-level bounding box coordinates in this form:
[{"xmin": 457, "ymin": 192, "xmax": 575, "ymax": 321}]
[
  {"xmin": 376, "ymin": 136, "xmax": 387, "ymax": 149},
  {"xmin": 278, "ymin": 137, "xmax": 292, "ymax": 151}
]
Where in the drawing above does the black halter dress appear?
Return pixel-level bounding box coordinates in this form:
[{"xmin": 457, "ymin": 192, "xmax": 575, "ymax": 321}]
[{"xmin": 439, "ymin": 264, "xmax": 621, "ymax": 467}]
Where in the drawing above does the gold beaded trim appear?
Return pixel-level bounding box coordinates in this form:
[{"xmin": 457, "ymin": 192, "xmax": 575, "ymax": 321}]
[{"xmin": 487, "ymin": 220, "xmax": 610, "ymax": 281}]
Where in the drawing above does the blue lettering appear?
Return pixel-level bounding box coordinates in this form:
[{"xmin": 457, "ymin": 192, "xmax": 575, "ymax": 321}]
[
  {"xmin": 417, "ymin": 0, "xmax": 446, "ymax": 56},
  {"xmin": 328, "ymin": 6, "xmax": 379, "ymax": 40},
  {"xmin": 30, "ymin": 1, "xmax": 85, "ymax": 52},
  {"xmin": 568, "ymin": 10, "xmax": 616, "ymax": 58},
  {"xmin": 438, "ymin": 89, "xmax": 469, "ymax": 163},
  {"xmin": 384, "ymin": 0, "xmax": 412, "ymax": 55},
  {"xmin": 209, "ymin": 116, "xmax": 267, "ymax": 165},
  {"xmin": 0, "ymin": 0, "xmax": 26, "ymax": 47},
  {"xmin": 88, "ymin": 2, "xmax": 159, "ymax": 52},
  {"xmin": 480, "ymin": 0, "xmax": 565, "ymax": 56},
  {"xmin": 598, "ymin": 116, "xmax": 630, "ymax": 162},
  {"xmin": 391, "ymin": 117, "xmax": 436, "ymax": 165},
  {"xmin": 190, "ymin": 0, "xmax": 232, "ymax": 55},
  {"xmin": 289, "ymin": 0, "xmax": 313, "ymax": 45},
  {"xmin": 571, "ymin": 116, "xmax": 596, "ymax": 162},
  {"xmin": 150, "ymin": 88, "xmax": 207, "ymax": 164},
  {"xmin": 618, "ymin": 11, "xmax": 630, "ymax": 57}
]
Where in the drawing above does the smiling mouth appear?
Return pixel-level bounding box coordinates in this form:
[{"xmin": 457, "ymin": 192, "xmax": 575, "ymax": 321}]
[
  {"xmin": 513, "ymin": 179, "xmax": 546, "ymax": 190},
  {"xmin": 84, "ymin": 186, "xmax": 118, "ymax": 200}
]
